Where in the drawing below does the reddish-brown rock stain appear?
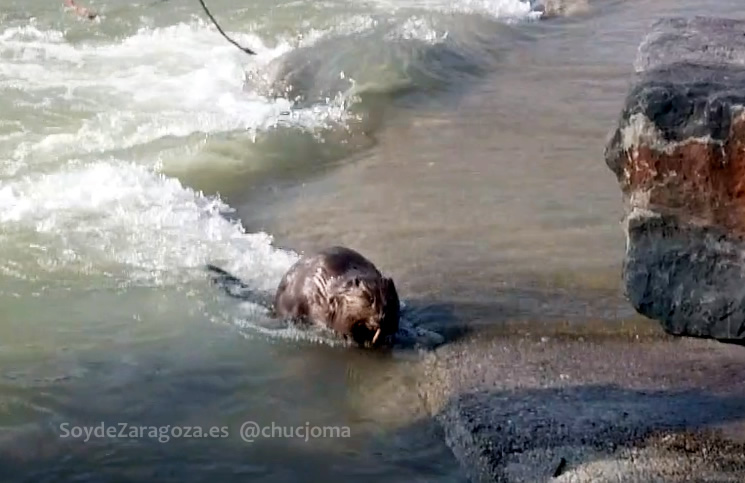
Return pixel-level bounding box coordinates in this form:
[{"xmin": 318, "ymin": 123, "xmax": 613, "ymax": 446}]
[{"xmin": 622, "ymin": 116, "xmax": 745, "ymax": 236}]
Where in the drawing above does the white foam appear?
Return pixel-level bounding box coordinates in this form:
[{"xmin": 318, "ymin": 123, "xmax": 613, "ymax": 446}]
[
  {"xmin": 201, "ymin": 291, "xmax": 352, "ymax": 348},
  {"xmin": 297, "ymin": 14, "xmax": 380, "ymax": 46},
  {"xmin": 0, "ymin": 19, "xmax": 355, "ymax": 171},
  {"xmin": 228, "ymin": 306, "xmax": 445, "ymax": 351},
  {"xmin": 388, "ymin": 16, "xmax": 449, "ymax": 44},
  {"xmin": 363, "ymin": 0, "xmax": 540, "ymax": 20},
  {"xmin": 0, "ymin": 159, "xmax": 298, "ymax": 287},
  {"xmin": 0, "ymin": 6, "xmax": 535, "ymax": 174},
  {"xmin": 449, "ymin": 0, "xmax": 540, "ymax": 19},
  {"xmin": 232, "ymin": 312, "xmax": 353, "ymax": 348}
]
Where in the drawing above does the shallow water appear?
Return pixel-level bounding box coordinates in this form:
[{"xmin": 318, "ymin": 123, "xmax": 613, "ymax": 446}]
[{"xmin": 2, "ymin": 0, "xmax": 745, "ymax": 481}]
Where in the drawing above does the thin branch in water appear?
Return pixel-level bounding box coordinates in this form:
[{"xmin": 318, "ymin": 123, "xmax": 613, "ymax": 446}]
[{"xmin": 197, "ymin": 0, "xmax": 257, "ymax": 56}]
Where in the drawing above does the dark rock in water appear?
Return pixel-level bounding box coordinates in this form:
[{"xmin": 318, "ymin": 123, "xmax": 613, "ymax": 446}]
[{"xmin": 604, "ymin": 16, "xmax": 745, "ymax": 341}]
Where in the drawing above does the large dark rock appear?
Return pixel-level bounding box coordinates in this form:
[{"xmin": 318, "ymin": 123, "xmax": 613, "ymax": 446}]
[
  {"xmin": 417, "ymin": 335, "xmax": 745, "ymax": 482},
  {"xmin": 605, "ymin": 16, "xmax": 745, "ymax": 341}
]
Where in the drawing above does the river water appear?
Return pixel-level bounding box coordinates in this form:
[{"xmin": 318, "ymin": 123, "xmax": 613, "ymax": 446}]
[{"xmin": 2, "ymin": 0, "xmax": 745, "ymax": 481}]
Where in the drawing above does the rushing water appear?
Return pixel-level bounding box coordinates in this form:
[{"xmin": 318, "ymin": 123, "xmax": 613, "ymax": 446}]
[{"xmin": 2, "ymin": 0, "xmax": 745, "ymax": 481}]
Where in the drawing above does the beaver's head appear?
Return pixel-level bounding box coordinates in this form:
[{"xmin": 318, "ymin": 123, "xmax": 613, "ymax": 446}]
[{"xmin": 329, "ymin": 274, "xmax": 400, "ymax": 348}]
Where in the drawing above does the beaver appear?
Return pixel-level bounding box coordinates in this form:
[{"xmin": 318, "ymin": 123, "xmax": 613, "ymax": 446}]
[{"xmin": 207, "ymin": 246, "xmax": 400, "ymax": 348}]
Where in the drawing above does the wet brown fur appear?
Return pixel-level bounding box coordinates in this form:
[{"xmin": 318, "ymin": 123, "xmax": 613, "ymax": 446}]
[{"xmin": 272, "ymin": 246, "xmax": 400, "ymax": 348}]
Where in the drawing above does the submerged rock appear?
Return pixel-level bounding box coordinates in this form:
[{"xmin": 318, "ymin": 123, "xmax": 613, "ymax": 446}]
[{"xmin": 605, "ymin": 16, "xmax": 745, "ymax": 341}]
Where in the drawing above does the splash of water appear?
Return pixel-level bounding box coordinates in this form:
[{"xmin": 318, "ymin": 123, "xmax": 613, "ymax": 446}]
[{"xmin": 0, "ymin": 159, "xmax": 298, "ymax": 287}]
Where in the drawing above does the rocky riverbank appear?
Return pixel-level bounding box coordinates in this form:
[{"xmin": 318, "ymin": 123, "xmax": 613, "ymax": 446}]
[
  {"xmin": 416, "ymin": 331, "xmax": 745, "ymax": 482},
  {"xmin": 605, "ymin": 16, "xmax": 745, "ymax": 342}
]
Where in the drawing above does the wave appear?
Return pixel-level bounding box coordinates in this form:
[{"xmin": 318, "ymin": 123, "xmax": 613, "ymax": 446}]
[
  {"xmin": 0, "ymin": 159, "xmax": 297, "ymax": 288},
  {"xmin": 242, "ymin": 1, "xmax": 541, "ymax": 114},
  {"xmin": 0, "ymin": 19, "xmax": 355, "ymax": 177},
  {"xmin": 0, "ymin": 1, "xmax": 542, "ymax": 178}
]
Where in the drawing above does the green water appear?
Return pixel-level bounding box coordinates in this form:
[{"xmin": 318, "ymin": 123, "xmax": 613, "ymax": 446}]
[{"xmin": 2, "ymin": 0, "xmax": 745, "ymax": 481}]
